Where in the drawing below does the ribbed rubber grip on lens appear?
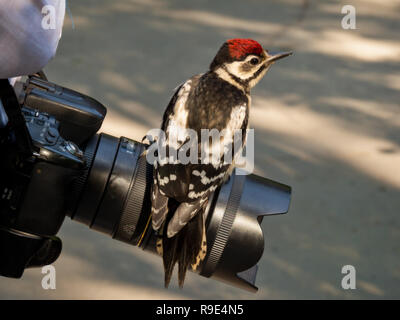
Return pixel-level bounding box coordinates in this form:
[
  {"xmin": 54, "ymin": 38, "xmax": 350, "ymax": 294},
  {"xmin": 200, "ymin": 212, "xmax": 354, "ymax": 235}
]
[
  {"xmin": 201, "ymin": 174, "xmax": 245, "ymax": 277},
  {"xmin": 114, "ymin": 145, "xmax": 148, "ymax": 244}
]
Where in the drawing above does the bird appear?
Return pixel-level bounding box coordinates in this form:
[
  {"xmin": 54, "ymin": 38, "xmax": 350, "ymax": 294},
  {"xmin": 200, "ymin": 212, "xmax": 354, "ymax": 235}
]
[{"xmin": 149, "ymin": 38, "xmax": 292, "ymax": 288}]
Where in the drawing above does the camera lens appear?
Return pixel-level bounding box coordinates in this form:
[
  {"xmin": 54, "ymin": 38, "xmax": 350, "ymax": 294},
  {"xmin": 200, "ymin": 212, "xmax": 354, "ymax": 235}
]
[
  {"xmin": 69, "ymin": 133, "xmax": 153, "ymax": 246},
  {"xmin": 69, "ymin": 132, "xmax": 291, "ymax": 292}
]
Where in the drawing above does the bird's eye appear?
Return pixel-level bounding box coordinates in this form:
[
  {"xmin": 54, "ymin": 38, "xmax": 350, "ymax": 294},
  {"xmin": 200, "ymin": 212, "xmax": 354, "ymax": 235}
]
[{"xmin": 250, "ymin": 58, "xmax": 259, "ymax": 65}]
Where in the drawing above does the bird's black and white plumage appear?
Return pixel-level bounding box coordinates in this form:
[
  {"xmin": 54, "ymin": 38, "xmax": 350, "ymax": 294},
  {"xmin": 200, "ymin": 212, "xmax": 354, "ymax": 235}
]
[{"xmin": 149, "ymin": 39, "xmax": 292, "ymax": 288}]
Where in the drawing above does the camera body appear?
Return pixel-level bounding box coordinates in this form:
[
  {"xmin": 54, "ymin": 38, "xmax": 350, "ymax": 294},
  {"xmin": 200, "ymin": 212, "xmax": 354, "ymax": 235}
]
[
  {"xmin": 0, "ymin": 75, "xmax": 291, "ymax": 292},
  {"xmin": 0, "ymin": 75, "xmax": 105, "ymax": 277}
]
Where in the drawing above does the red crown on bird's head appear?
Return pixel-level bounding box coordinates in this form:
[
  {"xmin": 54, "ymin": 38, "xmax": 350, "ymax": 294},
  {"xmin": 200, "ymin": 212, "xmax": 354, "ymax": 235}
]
[{"xmin": 227, "ymin": 39, "xmax": 263, "ymax": 60}]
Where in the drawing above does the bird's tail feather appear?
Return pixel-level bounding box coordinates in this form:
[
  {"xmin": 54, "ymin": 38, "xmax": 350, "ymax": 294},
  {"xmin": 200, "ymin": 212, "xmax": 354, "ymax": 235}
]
[{"xmin": 162, "ymin": 199, "xmax": 206, "ymax": 288}]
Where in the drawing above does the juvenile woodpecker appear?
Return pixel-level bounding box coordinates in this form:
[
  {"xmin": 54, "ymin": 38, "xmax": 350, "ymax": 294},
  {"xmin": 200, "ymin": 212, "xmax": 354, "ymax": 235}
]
[{"xmin": 150, "ymin": 38, "xmax": 292, "ymax": 288}]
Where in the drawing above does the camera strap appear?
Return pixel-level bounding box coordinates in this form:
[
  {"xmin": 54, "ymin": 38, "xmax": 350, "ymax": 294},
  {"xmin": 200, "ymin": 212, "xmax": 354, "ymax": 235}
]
[{"xmin": 0, "ymin": 79, "xmax": 33, "ymax": 155}]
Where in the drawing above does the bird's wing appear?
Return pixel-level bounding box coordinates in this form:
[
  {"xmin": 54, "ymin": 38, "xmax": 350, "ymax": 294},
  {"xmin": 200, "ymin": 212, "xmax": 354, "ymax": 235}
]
[
  {"xmin": 156, "ymin": 76, "xmax": 202, "ymax": 200},
  {"xmin": 150, "ymin": 178, "xmax": 169, "ymax": 231},
  {"xmin": 151, "ymin": 76, "xmax": 200, "ymax": 230}
]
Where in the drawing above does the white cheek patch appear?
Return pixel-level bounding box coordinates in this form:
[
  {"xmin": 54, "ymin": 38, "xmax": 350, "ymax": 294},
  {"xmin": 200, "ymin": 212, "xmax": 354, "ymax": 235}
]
[
  {"xmin": 224, "ymin": 61, "xmax": 254, "ymax": 80},
  {"xmin": 214, "ymin": 67, "xmax": 243, "ymax": 91},
  {"xmin": 248, "ymin": 64, "xmax": 270, "ymax": 88}
]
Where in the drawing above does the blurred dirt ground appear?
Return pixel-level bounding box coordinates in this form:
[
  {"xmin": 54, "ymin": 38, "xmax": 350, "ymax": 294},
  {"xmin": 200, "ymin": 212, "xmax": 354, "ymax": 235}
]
[{"xmin": 0, "ymin": 0, "xmax": 399, "ymax": 299}]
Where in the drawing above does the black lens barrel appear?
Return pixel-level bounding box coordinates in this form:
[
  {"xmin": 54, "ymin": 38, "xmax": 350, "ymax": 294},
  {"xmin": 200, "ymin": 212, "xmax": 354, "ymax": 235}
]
[
  {"xmin": 72, "ymin": 134, "xmax": 118, "ymax": 228},
  {"xmin": 71, "ymin": 133, "xmax": 153, "ymax": 245}
]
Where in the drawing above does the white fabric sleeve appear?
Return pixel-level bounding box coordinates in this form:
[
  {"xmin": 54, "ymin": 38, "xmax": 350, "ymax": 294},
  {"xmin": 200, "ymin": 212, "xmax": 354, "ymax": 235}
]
[{"xmin": 0, "ymin": 0, "xmax": 65, "ymax": 78}]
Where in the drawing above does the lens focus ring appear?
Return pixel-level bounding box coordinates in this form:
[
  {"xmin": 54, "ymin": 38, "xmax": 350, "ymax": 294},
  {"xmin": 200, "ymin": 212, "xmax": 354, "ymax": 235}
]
[
  {"xmin": 114, "ymin": 143, "xmax": 152, "ymax": 245},
  {"xmin": 201, "ymin": 173, "xmax": 245, "ymax": 277}
]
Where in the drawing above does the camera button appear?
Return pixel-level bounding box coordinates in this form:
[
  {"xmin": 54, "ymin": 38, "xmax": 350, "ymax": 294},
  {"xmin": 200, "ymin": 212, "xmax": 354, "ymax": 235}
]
[
  {"xmin": 47, "ymin": 127, "xmax": 58, "ymax": 138},
  {"xmin": 65, "ymin": 141, "xmax": 81, "ymax": 156},
  {"xmin": 34, "ymin": 119, "xmax": 45, "ymax": 126}
]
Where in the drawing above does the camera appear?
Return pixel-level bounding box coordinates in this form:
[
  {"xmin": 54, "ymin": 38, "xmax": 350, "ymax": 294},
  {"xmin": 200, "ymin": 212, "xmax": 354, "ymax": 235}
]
[{"xmin": 0, "ymin": 74, "xmax": 291, "ymax": 292}]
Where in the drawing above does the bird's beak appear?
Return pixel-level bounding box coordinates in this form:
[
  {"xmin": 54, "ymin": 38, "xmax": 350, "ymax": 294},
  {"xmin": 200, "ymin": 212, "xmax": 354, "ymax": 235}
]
[{"xmin": 265, "ymin": 51, "xmax": 293, "ymax": 63}]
